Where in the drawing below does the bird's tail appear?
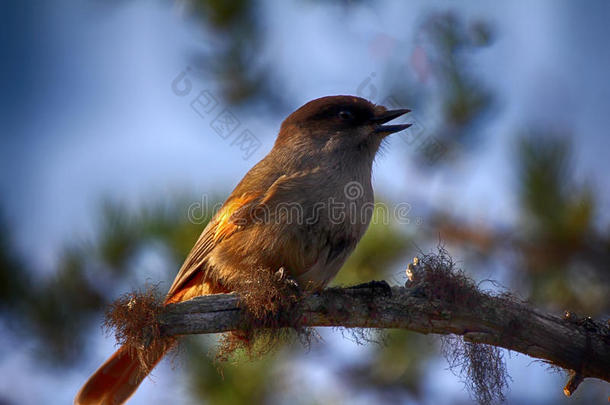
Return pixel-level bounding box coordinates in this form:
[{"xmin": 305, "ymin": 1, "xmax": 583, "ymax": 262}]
[
  {"xmin": 75, "ymin": 273, "xmax": 217, "ymax": 405},
  {"xmin": 74, "ymin": 342, "xmax": 171, "ymax": 405}
]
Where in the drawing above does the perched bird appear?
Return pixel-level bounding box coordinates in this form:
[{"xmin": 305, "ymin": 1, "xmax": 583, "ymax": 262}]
[{"xmin": 75, "ymin": 95, "xmax": 411, "ymax": 404}]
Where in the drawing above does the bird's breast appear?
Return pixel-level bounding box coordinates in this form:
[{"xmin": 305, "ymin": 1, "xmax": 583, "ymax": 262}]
[{"xmin": 291, "ymin": 170, "xmax": 375, "ymax": 289}]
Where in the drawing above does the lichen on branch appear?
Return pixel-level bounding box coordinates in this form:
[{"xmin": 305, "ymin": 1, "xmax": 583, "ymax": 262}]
[{"xmin": 103, "ymin": 250, "xmax": 610, "ymax": 402}]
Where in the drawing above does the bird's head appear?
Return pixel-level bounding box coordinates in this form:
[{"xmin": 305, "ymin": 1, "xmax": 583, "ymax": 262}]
[{"xmin": 275, "ymin": 95, "xmax": 411, "ymax": 158}]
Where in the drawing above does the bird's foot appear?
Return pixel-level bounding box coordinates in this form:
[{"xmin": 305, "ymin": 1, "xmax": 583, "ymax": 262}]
[
  {"xmin": 275, "ymin": 267, "xmax": 300, "ymax": 289},
  {"xmin": 349, "ymin": 280, "xmax": 392, "ymax": 297}
]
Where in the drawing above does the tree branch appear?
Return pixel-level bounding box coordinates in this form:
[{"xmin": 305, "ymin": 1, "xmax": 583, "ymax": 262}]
[{"xmin": 159, "ymin": 282, "xmax": 610, "ymax": 389}]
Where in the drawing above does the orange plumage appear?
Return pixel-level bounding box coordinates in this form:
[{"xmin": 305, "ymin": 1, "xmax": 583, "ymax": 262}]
[{"xmin": 75, "ymin": 95, "xmax": 411, "ymax": 404}]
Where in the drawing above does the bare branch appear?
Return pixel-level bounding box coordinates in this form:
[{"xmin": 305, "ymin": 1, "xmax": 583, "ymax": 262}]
[
  {"xmin": 158, "ymin": 283, "xmax": 610, "ymax": 388},
  {"xmin": 99, "ymin": 252, "xmax": 606, "ymax": 401}
]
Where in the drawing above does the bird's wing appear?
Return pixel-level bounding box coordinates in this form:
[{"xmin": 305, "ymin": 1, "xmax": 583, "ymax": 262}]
[
  {"xmin": 165, "ymin": 193, "xmax": 259, "ymax": 299},
  {"xmin": 165, "ymin": 167, "xmax": 323, "ymax": 301}
]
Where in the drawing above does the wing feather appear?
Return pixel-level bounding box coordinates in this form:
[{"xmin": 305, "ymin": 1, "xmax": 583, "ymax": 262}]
[
  {"xmin": 165, "ymin": 167, "xmax": 323, "ymax": 300},
  {"xmin": 165, "ymin": 194, "xmax": 258, "ymax": 299}
]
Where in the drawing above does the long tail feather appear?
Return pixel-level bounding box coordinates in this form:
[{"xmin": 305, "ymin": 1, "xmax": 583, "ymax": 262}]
[
  {"xmin": 74, "ymin": 343, "xmax": 168, "ymax": 405},
  {"xmin": 75, "ymin": 274, "xmax": 219, "ymax": 405}
]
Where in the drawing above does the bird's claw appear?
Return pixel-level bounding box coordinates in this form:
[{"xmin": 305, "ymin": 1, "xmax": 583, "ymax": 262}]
[
  {"xmin": 350, "ymin": 280, "xmax": 392, "ymax": 297},
  {"xmin": 275, "ymin": 267, "xmax": 299, "ymax": 288}
]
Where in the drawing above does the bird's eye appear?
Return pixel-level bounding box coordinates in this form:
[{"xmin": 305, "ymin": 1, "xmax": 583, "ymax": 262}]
[{"xmin": 338, "ymin": 110, "xmax": 354, "ymax": 120}]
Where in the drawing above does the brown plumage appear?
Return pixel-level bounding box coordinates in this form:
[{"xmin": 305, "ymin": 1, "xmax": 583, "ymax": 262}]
[{"xmin": 74, "ymin": 95, "xmax": 411, "ymax": 404}]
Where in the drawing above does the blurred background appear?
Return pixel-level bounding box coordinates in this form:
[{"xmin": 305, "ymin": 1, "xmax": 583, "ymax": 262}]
[{"xmin": 1, "ymin": 0, "xmax": 609, "ymax": 404}]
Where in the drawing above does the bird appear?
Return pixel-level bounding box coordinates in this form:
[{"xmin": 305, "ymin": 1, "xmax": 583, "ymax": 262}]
[{"xmin": 74, "ymin": 95, "xmax": 411, "ymax": 404}]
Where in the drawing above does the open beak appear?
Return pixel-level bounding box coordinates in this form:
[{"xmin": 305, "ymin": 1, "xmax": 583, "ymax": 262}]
[{"xmin": 372, "ymin": 108, "xmax": 412, "ymax": 135}]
